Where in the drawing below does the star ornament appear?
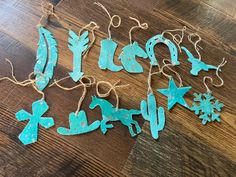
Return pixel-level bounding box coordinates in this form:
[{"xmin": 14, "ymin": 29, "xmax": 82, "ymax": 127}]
[{"xmin": 157, "ymin": 78, "xmax": 192, "ymax": 110}]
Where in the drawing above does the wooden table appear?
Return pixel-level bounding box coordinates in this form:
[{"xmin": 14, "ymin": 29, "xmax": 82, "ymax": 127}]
[{"xmin": 0, "ymin": 0, "xmax": 235, "ymax": 176}]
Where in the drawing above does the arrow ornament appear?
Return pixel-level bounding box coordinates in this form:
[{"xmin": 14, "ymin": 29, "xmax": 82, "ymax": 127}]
[{"xmin": 68, "ymin": 30, "xmax": 89, "ymax": 82}]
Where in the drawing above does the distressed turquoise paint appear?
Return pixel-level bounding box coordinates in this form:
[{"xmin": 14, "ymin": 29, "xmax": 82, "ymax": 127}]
[
  {"xmin": 98, "ymin": 39, "xmax": 123, "ymax": 71},
  {"xmin": 191, "ymin": 92, "xmax": 224, "ymax": 125},
  {"xmin": 34, "ymin": 26, "xmax": 58, "ymax": 91},
  {"xmin": 68, "ymin": 30, "xmax": 89, "ymax": 82},
  {"xmin": 140, "ymin": 93, "xmax": 165, "ymax": 139},
  {"xmin": 15, "ymin": 100, "xmax": 54, "ymax": 145},
  {"xmin": 146, "ymin": 34, "xmax": 179, "ymax": 66},
  {"xmin": 57, "ymin": 111, "xmax": 100, "ymax": 135},
  {"xmin": 181, "ymin": 47, "xmax": 218, "ymax": 76},
  {"xmin": 89, "ymin": 96, "xmax": 141, "ymax": 137},
  {"xmin": 157, "ymin": 78, "xmax": 191, "ymax": 110},
  {"xmin": 119, "ymin": 41, "xmax": 148, "ymax": 73}
]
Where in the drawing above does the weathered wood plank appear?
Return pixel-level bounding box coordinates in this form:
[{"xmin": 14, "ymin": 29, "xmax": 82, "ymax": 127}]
[
  {"xmin": 0, "ymin": 0, "xmax": 235, "ymax": 176},
  {"xmin": 122, "ymin": 122, "xmax": 236, "ymax": 177},
  {"xmin": 200, "ymin": 0, "xmax": 236, "ymax": 18},
  {"xmin": 155, "ymin": 0, "xmax": 236, "ymax": 49}
]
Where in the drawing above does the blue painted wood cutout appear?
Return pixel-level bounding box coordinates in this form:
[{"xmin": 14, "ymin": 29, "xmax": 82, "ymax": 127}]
[
  {"xmin": 98, "ymin": 39, "xmax": 123, "ymax": 71},
  {"xmin": 89, "ymin": 96, "xmax": 141, "ymax": 137},
  {"xmin": 15, "ymin": 99, "xmax": 54, "ymax": 145},
  {"xmin": 140, "ymin": 93, "xmax": 165, "ymax": 139},
  {"xmin": 191, "ymin": 92, "xmax": 224, "ymax": 125},
  {"xmin": 157, "ymin": 78, "xmax": 191, "ymax": 110},
  {"xmin": 57, "ymin": 111, "xmax": 100, "ymax": 135},
  {"xmin": 181, "ymin": 46, "xmax": 219, "ymax": 76},
  {"xmin": 146, "ymin": 34, "xmax": 179, "ymax": 66},
  {"xmin": 119, "ymin": 41, "xmax": 148, "ymax": 73},
  {"xmin": 34, "ymin": 26, "xmax": 58, "ymax": 91},
  {"xmin": 68, "ymin": 30, "xmax": 89, "ymax": 82}
]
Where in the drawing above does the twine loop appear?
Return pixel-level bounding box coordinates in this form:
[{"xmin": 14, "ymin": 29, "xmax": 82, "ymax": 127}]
[
  {"xmin": 38, "ymin": 1, "xmax": 71, "ymax": 30},
  {"xmin": 96, "ymin": 80, "xmax": 129, "ymax": 110},
  {"xmin": 203, "ymin": 58, "xmax": 227, "ymax": 93},
  {"xmin": 150, "ymin": 59, "xmax": 183, "ymax": 91},
  {"xmin": 129, "ymin": 16, "xmax": 148, "ymax": 44},
  {"xmin": 0, "ymin": 58, "xmax": 45, "ymax": 100},
  {"xmin": 94, "ymin": 2, "xmax": 121, "ymax": 39},
  {"xmin": 188, "ymin": 33, "xmax": 203, "ymax": 60},
  {"xmin": 38, "ymin": 1, "xmax": 55, "ymax": 27},
  {"xmin": 49, "ymin": 75, "xmax": 96, "ymax": 115},
  {"xmin": 41, "ymin": 1, "xmax": 54, "ymax": 15},
  {"xmin": 162, "ymin": 26, "xmax": 186, "ymax": 52}
]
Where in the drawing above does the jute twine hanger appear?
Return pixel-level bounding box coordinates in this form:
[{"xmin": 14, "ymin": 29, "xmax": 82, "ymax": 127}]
[
  {"xmin": 128, "ymin": 17, "xmax": 148, "ymax": 44},
  {"xmin": 147, "ymin": 65, "xmax": 154, "ymax": 94},
  {"xmin": 188, "ymin": 32, "xmax": 203, "ymax": 61},
  {"xmin": 39, "ymin": 1, "xmax": 99, "ymax": 58},
  {"xmin": 162, "ymin": 26, "xmax": 187, "ymax": 52},
  {"xmin": 148, "ymin": 59, "xmax": 183, "ymax": 94},
  {"xmin": 49, "ymin": 75, "xmax": 96, "ymax": 115},
  {"xmin": 96, "ymin": 80, "xmax": 129, "ymax": 110},
  {"xmin": 38, "ymin": 0, "xmax": 70, "ymax": 29},
  {"xmin": 0, "ymin": 59, "xmax": 45, "ymax": 100},
  {"xmin": 203, "ymin": 58, "xmax": 227, "ymax": 93},
  {"xmin": 50, "ymin": 75, "xmax": 129, "ymax": 111},
  {"xmin": 94, "ymin": 2, "xmax": 121, "ymax": 39}
]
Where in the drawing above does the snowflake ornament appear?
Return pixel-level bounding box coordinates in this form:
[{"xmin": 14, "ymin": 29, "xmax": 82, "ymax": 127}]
[{"xmin": 190, "ymin": 92, "xmax": 224, "ymax": 125}]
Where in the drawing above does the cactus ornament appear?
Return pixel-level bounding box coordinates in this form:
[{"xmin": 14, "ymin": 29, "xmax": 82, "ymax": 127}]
[{"xmin": 141, "ymin": 93, "xmax": 165, "ymax": 139}]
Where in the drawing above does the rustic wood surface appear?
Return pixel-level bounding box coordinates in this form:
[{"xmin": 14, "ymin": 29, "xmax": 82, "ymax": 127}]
[{"xmin": 0, "ymin": 0, "xmax": 235, "ymax": 176}]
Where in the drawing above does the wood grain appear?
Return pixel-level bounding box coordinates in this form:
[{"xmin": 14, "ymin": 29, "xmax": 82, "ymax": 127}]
[
  {"xmin": 0, "ymin": 0, "xmax": 235, "ymax": 176},
  {"xmin": 122, "ymin": 122, "xmax": 236, "ymax": 177}
]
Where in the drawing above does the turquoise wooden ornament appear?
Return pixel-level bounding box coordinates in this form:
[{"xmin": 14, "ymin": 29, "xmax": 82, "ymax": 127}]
[
  {"xmin": 98, "ymin": 39, "xmax": 123, "ymax": 71},
  {"xmin": 140, "ymin": 93, "xmax": 165, "ymax": 139},
  {"xmin": 34, "ymin": 26, "xmax": 58, "ymax": 91},
  {"xmin": 57, "ymin": 111, "xmax": 100, "ymax": 135},
  {"xmin": 119, "ymin": 41, "xmax": 148, "ymax": 73},
  {"xmin": 15, "ymin": 99, "xmax": 54, "ymax": 145},
  {"xmin": 68, "ymin": 30, "xmax": 89, "ymax": 82},
  {"xmin": 89, "ymin": 96, "xmax": 141, "ymax": 137},
  {"xmin": 146, "ymin": 34, "xmax": 179, "ymax": 66},
  {"xmin": 181, "ymin": 47, "xmax": 219, "ymax": 76},
  {"xmin": 191, "ymin": 92, "xmax": 224, "ymax": 125},
  {"xmin": 157, "ymin": 78, "xmax": 191, "ymax": 110}
]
